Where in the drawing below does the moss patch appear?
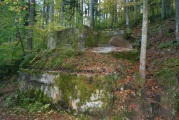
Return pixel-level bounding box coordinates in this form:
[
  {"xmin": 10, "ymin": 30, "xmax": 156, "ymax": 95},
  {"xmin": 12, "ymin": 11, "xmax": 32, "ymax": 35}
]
[
  {"xmin": 20, "ymin": 48, "xmax": 78, "ymax": 71},
  {"xmin": 54, "ymin": 73, "xmax": 112, "ymax": 111}
]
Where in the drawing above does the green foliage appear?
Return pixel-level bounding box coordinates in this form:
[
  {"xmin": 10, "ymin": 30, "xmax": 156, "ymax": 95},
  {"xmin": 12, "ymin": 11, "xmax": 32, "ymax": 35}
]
[
  {"xmin": 84, "ymin": 28, "xmax": 99, "ymax": 47},
  {"xmin": 20, "ymin": 48, "xmax": 77, "ymax": 70},
  {"xmin": 15, "ymin": 88, "xmax": 52, "ymax": 112},
  {"xmin": 0, "ymin": 42, "xmax": 23, "ymax": 79},
  {"xmin": 123, "ymin": 29, "xmax": 133, "ymax": 40},
  {"xmin": 99, "ymin": 31, "xmax": 111, "ymax": 44},
  {"xmin": 154, "ymin": 58, "xmax": 179, "ymax": 114},
  {"xmin": 154, "ymin": 58, "xmax": 179, "ymax": 86},
  {"xmin": 19, "ymin": 53, "xmax": 36, "ymax": 68},
  {"xmin": 32, "ymin": 23, "xmax": 66, "ymax": 50},
  {"xmin": 0, "ymin": 0, "xmax": 27, "ymax": 44}
]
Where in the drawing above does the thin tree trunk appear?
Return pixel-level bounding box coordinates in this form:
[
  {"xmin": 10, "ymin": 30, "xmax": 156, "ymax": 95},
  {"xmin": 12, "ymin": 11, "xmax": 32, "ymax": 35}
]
[
  {"xmin": 166, "ymin": 0, "xmax": 171, "ymax": 18},
  {"xmin": 14, "ymin": 18, "xmax": 25, "ymax": 56},
  {"xmin": 176, "ymin": 0, "xmax": 179, "ymax": 42},
  {"xmin": 60, "ymin": 0, "xmax": 64, "ymax": 26},
  {"xmin": 140, "ymin": 0, "xmax": 148, "ymax": 79},
  {"xmin": 27, "ymin": 0, "xmax": 35, "ymax": 52},
  {"xmin": 152, "ymin": 4, "xmax": 155, "ymax": 17},
  {"xmin": 161, "ymin": 0, "xmax": 165, "ymax": 19},
  {"xmin": 89, "ymin": 0, "xmax": 94, "ymax": 28},
  {"xmin": 134, "ymin": 0, "xmax": 137, "ymax": 24},
  {"xmin": 94, "ymin": 0, "xmax": 98, "ymax": 27},
  {"xmin": 48, "ymin": 0, "xmax": 56, "ymax": 49},
  {"xmin": 111, "ymin": 6, "xmax": 114, "ymax": 28},
  {"xmin": 125, "ymin": 0, "xmax": 130, "ymax": 30},
  {"xmin": 42, "ymin": 0, "xmax": 45, "ymax": 28},
  {"xmin": 80, "ymin": 0, "xmax": 83, "ymax": 25},
  {"xmin": 49, "ymin": 0, "xmax": 54, "ymax": 23},
  {"xmin": 46, "ymin": 5, "xmax": 49, "ymax": 25},
  {"xmin": 156, "ymin": 0, "xmax": 159, "ymax": 15},
  {"xmin": 168, "ymin": 0, "xmax": 172, "ymax": 17}
]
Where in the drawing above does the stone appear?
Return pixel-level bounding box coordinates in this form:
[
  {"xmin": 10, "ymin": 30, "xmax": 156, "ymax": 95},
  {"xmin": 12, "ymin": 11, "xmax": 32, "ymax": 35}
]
[
  {"xmin": 18, "ymin": 71, "xmax": 112, "ymax": 114},
  {"xmin": 109, "ymin": 36, "xmax": 132, "ymax": 48}
]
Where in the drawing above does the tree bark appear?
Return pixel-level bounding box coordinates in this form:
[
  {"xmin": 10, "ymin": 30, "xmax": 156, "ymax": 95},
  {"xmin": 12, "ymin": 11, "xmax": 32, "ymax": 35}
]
[
  {"xmin": 140, "ymin": 0, "xmax": 148, "ymax": 79},
  {"xmin": 161, "ymin": 0, "xmax": 165, "ymax": 19},
  {"xmin": 48, "ymin": 0, "xmax": 56, "ymax": 49},
  {"xmin": 125, "ymin": 0, "xmax": 130, "ymax": 30},
  {"xmin": 134, "ymin": 0, "xmax": 137, "ymax": 24},
  {"xmin": 27, "ymin": 0, "xmax": 35, "ymax": 52},
  {"xmin": 89, "ymin": 0, "xmax": 94, "ymax": 29},
  {"xmin": 60, "ymin": 0, "xmax": 64, "ymax": 26},
  {"xmin": 14, "ymin": 18, "xmax": 25, "ymax": 56},
  {"xmin": 176, "ymin": 0, "xmax": 179, "ymax": 42},
  {"xmin": 49, "ymin": 0, "xmax": 54, "ymax": 23},
  {"xmin": 80, "ymin": 0, "xmax": 83, "ymax": 25},
  {"xmin": 42, "ymin": 0, "xmax": 45, "ymax": 28}
]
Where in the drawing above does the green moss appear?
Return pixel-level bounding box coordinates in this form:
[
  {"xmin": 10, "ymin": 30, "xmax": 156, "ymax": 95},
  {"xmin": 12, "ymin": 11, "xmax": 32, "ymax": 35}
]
[
  {"xmin": 54, "ymin": 74, "xmax": 112, "ymax": 110},
  {"xmin": 20, "ymin": 48, "xmax": 78, "ymax": 70}
]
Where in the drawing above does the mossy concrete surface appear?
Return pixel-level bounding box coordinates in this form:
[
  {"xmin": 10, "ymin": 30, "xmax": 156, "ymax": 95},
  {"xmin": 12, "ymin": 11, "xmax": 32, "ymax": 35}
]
[{"xmin": 19, "ymin": 71, "xmax": 113, "ymax": 114}]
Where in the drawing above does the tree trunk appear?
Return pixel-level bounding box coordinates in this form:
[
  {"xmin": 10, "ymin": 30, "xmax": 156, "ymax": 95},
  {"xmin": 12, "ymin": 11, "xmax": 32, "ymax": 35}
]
[
  {"xmin": 161, "ymin": 0, "xmax": 165, "ymax": 19},
  {"xmin": 176, "ymin": 0, "xmax": 179, "ymax": 42},
  {"xmin": 49, "ymin": 0, "xmax": 54, "ymax": 23},
  {"xmin": 140, "ymin": 0, "xmax": 148, "ymax": 79},
  {"xmin": 80, "ymin": 0, "xmax": 84, "ymax": 25},
  {"xmin": 125, "ymin": 0, "xmax": 130, "ymax": 30},
  {"xmin": 134, "ymin": 0, "xmax": 137, "ymax": 24},
  {"xmin": 46, "ymin": 5, "xmax": 49, "ymax": 25},
  {"xmin": 89, "ymin": 0, "xmax": 94, "ymax": 29},
  {"xmin": 42, "ymin": 0, "xmax": 45, "ymax": 28},
  {"xmin": 48, "ymin": 0, "xmax": 56, "ymax": 49},
  {"xmin": 166, "ymin": 0, "xmax": 171, "ymax": 18},
  {"xmin": 60, "ymin": 0, "xmax": 64, "ymax": 26},
  {"xmin": 168, "ymin": 1, "xmax": 173, "ymax": 17},
  {"xmin": 27, "ymin": 0, "xmax": 35, "ymax": 52}
]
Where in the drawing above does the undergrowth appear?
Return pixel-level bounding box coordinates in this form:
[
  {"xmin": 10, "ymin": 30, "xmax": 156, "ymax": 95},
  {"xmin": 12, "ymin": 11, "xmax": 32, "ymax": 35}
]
[
  {"xmin": 157, "ymin": 41, "xmax": 179, "ymax": 49},
  {"xmin": 0, "ymin": 42, "xmax": 23, "ymax": 80},
  {"xmin": 20, "ymin": 47, "xmax": 78, "ymax": 70},
  {"xmin": 154, "ymin": 58, "xmax": 179, "ymax": 116},
  {"xmin": 14, "ymin": 88, "xmax": 53, "ymax": 112}
]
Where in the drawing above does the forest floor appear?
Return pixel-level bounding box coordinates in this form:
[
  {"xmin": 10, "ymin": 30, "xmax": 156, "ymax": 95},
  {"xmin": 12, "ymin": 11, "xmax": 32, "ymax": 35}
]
[{"xmin": 0, "ymin": 19, "xmax": 179, "ymax": 119}]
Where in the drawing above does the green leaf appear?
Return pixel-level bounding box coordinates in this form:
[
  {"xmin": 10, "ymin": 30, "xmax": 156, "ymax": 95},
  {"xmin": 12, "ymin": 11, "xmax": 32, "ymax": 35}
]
[{"xmin": 9, "ymin": 6, "xmax": 15, "ymax": 11}]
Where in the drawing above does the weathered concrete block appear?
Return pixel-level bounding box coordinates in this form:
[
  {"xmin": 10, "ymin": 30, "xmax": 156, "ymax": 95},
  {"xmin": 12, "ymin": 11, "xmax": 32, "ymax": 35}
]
[{"xmin": 18, "ymin": 70, "xmax": 112, "ymax": 114}]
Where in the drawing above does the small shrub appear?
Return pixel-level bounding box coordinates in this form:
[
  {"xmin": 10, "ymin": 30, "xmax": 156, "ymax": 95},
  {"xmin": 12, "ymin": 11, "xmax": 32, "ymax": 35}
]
[{"xmin": 0, "ymin": 42, "xmax": 23, "ymax": 79}]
